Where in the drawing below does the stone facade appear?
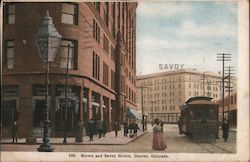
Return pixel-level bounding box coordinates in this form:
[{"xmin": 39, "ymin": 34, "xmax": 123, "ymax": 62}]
[{"xmin": 136, "ymin": 69, "xmax": 237, "ymax": 122}]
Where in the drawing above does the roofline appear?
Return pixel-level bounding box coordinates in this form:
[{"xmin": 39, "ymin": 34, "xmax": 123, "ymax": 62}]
[{"xmin": 136, "ymin": 69, "xmax": 236, "ymax": 80}]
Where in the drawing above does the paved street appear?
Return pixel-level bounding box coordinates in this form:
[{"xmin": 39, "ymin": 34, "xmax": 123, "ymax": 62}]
[{"xmin": 1, "ymin": 124, "xmax": 236, "ymax": 153}]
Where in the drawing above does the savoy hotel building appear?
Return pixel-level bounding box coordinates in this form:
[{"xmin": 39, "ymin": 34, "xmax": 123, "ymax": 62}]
[{"xmin": 136, "ymin": 69, "xmax": 236, "ymax": 123}]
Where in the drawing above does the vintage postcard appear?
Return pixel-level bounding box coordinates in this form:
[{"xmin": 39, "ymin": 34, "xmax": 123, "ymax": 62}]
[{"xmin": 1, "ymin": 0, "xmax": 249, "ymax": 162}]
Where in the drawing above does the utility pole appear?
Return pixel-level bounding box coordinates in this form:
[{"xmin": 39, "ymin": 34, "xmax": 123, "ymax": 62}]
[
  {"xmin": 138, "ymin": 84, "xmax": 148, "ymax": 132},
  {"xmin": 200, "ymin": 72, "xmax": 207, "ymax": 96},
  {"xmin": 200, "ymin": 71, "xmax": 210, "ymax": 96},
  {"xmin": 217, "ymin": 53, "xmax": 231, "ymax": 125},
  {"xmin": 225, "ymin": 66, "xmax": 234, "ymax": 123}
]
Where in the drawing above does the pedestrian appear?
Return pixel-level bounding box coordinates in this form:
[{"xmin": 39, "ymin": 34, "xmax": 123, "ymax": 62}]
[
  {"xmin": 133, "ymin": 122, "xmax": 139, "ymax": 137},
  {"xmin": 114, "ymin": 121, "xmax": 119, "ymax": 137},
  {"xmin": 222, "ymin": 120, "xmax": 229, "ymax": 142},
  {"xmin": 93, "ymin": 120, "xmax": 98, "ymax": 137},
  {"xmin": 12, "ymin": 121, "xmax": 18, "ymax": 143},
  {"xmin": 97, "ymin": 118, "xmax": 103, "ymax": 138},
  {"xmin": 177, "ymin": 117, "xmax": 183, "ymax": 134},
  {"xmin": 102, "ymin": 121, "xmax": 107, "ymax": 137},
  {"xmin": 88, "ymin": 119, "xmax": 94, "ymax": 141},
  {"xmin": 123, "ymin": 122, "xmax": 128, "ymax": 137},
  {"xmin": 152, "ymin": 118, "xmax": 167, "ymax": 150},
  {"xmin": 160, "ymin": 121, "xmax": 164, "ymax": 132}
]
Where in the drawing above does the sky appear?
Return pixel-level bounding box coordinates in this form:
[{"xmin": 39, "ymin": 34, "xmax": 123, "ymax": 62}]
[{"xmin": 136, "ymin": 1, "xmax": 238, "ymax": 76}]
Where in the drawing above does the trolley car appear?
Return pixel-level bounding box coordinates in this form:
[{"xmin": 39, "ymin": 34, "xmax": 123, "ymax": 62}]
[{"xmin": 179, "ymin": 96, "xmax": 219, "ymax": 141}]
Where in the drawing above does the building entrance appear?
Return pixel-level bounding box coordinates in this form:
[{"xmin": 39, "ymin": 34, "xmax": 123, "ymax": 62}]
[
  {"xmin": 55, "ymin": 97, "xmax": 78, "ymax": 135},
  {"xmin": 32, "ymin": 99, "xmax": 46, "ymax": 137},
  {"xmin": 1, "ymin": 100, "xmax": 18, "ymax": 127}
]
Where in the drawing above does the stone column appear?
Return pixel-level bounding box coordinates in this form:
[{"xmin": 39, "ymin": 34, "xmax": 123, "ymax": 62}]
[
  {"xmin": 88, "ymin": 90, "xmax": 92, "ymax": 120},
  {"xmin": 79, "ymin": 87, "xmax": 83, "ymax": 122},
  {"xmin": 99, "ymin": 95, "xmax": 103, "ymax": 121},
  {"xmin": 108, "ymin": 98, "xmax": 112, "ymax": 131}
]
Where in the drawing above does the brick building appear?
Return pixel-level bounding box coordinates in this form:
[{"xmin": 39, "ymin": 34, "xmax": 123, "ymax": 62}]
[
  {"xmin": 216, "ymin": 91, "xmax": 237, "ymax": 127},
  {"xmin": 136, "ymin": 69, "xmax": 237, "ymax": 123},
  {"xmin": 2, "ymin": 2, "xmax": 138, "ymax": 138}
]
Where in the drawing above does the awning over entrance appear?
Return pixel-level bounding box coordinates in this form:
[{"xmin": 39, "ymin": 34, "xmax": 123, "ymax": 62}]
[
  {"xmin": 126, "ymin": 108, "xmax": 142, "ymax": 120},
  {"xmin": 92, "ymin": 102, "xmax": 100, "ymax": 107}
]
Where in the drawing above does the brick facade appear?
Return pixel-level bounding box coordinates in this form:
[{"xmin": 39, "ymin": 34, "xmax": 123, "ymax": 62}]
[{"xmin": 2, "ymin": 2, "xmax": 137, "ymax": 138}]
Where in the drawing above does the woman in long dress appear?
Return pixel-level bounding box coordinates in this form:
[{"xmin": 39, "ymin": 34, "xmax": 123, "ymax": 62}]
[{"xmin": 152, "ymin": 119, "xmax": 167, "ymax": 150}]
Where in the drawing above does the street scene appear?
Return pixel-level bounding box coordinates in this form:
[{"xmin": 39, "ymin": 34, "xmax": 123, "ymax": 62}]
[
  {"xmin": 1, "ymin": 124, "xmax": 236, "ymax": 153},
  {"xmin": 1, "ymin": 1, "xmax": 248, "ymax": 162}
]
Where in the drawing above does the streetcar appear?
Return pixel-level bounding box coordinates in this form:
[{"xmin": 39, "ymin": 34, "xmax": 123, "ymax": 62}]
[{"xmin": 179, "ymin": 96, "xmax": 219, "ymax": 141}]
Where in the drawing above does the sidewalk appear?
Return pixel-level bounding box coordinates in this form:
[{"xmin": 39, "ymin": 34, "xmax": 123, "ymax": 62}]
[
  {"xmin": 1, "ymin": 129, "xmax": 147, "ymax": 145},
  {"xmin": 219, "ymin": 126, "xmax": 237, "ymax": 132}
]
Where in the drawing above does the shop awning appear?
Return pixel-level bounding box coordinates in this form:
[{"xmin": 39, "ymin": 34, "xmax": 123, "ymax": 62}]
[
  {"xmin": 92, "ymin": 102, "xmax": 99, "ymax": 107},
  {"xmin": 126, "ymin": 108, "xmax": 142, "ymax": 120}
]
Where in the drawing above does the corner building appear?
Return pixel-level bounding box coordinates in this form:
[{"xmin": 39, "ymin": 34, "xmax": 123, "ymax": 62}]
[{"xmin": 2, "ymin": 2, "xmax": 137, "ymax": 138}]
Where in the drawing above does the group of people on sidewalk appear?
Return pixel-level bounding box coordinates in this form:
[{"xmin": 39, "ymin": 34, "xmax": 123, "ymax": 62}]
[
  {"xmin": 87, "ymin": 118, "xmax": 107, "ymax": 141},
  {"xmin": 87, "ymin": 119, "xmax": 141, "ymax": 141},
  {"xmin": 123, "ymin": 121, "xmax": 139, "ymax": 137}
]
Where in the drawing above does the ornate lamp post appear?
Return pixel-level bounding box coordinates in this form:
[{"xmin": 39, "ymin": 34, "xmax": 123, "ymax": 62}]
[{"xmin": 35, "ymin": 10, "xmax": 62, "ymax": 152}]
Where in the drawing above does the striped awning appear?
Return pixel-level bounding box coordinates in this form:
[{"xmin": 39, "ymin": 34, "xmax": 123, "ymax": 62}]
[{"xmin": 126, "ymin": 108, "xmax": 142, "ymax": 120}]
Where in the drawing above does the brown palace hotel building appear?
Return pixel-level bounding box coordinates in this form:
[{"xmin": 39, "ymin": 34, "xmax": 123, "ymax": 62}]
[{"xmin": 2, "ymin": 2, "xmax": 138, "ymax": 138}]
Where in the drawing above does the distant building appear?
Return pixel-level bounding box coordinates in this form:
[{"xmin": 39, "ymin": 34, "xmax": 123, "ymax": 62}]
[
  {"xmin": 216, "ymin": 91, "xmax": 237, "ymax": 127},
  {"xmin": 2, "ymin": 2, "xmax": 137, "ymax": 138},
  {"xmin": 136, "ymin": 69, "xmax": 237, "ymax": 123}
]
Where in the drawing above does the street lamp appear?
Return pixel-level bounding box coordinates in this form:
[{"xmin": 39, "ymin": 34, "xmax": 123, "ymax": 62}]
[
  {"xmin": 63, "ymin": 43, "xmax": 71, "ymax": 143},
  {"xmin": 35, "ymin": 10, "xmax": 62, "ymax": 152}
]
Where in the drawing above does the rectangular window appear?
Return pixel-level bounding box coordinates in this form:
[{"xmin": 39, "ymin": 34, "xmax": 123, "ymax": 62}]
[
  {"xmin": 60, "ymin": 40, "xmax": 77, "ymax": 69},
  {"xmin": 2, "ymin": 100, "xmax": 18, "ymax": 126},
  {"xmin": 121, "ymin": 74, "xmax": 125, "ymax": 93},
  {"xmin": 92, "ymin": 51, "xmax": 100, "ymax": 80},
  {"xmin": 6, "ymin": 4, "xmax": 15, "ymax": 24},
  {"xmin": 111, "ymin": 46, "xmax": 115, "ymax": 61},
  {"xmin": 103, "ymin": 34, "xmax": 109, "ymax": 54},
  {"xmin": 112, "ymin": 2, "xmax": 116, "ymax": 38},
  {"xmin": 61, "ymin": 3, "xmax": 78, "ymax": 25},
  {"xmin": 105, "ymin": 2, "xmax": 109, "ymax": 27},
  {"xmin": 6, "ymin": 40, "xmax": 14, "ymax": 69},
  {"xmin": 103, "ymin": 62, "xmax": 109, "ymax": 86},
  {"xmin": 111, "ymin": 70, "xmax": 115, "ymax": 90},
  {"xmin": 94, "ymin": 2, "xmax": 100, "ymax": 13},
  {"xmin": 93, "ymin": 19, "xmax": 100, "ymax": 43}
]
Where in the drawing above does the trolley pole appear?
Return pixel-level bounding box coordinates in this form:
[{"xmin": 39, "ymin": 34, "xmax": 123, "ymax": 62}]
[
  {"xmin": 217, "ymin": 53, "xmax": 231, "ymax": 125},
  {"xmin": 138, "ymin": 84, "xmax": 148, "ymax": 132},
  {"xmin": 225, "ymin": 66, "xmax": 234, "ymax": 123}
]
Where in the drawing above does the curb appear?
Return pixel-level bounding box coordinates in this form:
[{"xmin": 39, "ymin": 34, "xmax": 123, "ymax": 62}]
[{"xmin": 1, "ymin": 131, "xmax": 148, "ymax": 146}]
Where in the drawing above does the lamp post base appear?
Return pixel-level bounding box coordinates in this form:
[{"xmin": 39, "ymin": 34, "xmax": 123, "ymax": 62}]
[{"xmin": 37, "ymin": 143, "xmax": 54, "ymax": 152}]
